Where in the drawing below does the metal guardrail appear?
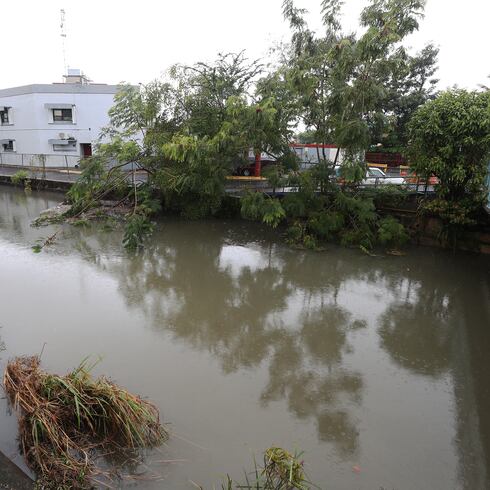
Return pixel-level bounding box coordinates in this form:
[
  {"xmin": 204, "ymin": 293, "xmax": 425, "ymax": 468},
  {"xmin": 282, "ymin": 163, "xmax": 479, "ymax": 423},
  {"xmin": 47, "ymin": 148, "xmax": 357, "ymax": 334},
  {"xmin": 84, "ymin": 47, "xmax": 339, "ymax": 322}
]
[
  {"xmin": 0, "ymin": 153, "xmax": 81, "ymax": 169},
  {"xmin": 226, "ymin": 176, "xmax": 436, "ymax": 196},
  {"xmin": 0, "ymin": 156, "xmax": 437, "ymax": 196}
]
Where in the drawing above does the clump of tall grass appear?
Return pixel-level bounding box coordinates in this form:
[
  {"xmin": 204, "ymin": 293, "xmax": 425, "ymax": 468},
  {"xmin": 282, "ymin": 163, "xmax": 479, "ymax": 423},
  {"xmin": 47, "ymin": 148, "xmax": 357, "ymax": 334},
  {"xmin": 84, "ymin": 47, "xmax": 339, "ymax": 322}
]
[
  {"xmin": 11, "ymin": 169, "xmax": 31, "ymax": 191},
  {"xmin": 222, "ymin": 446, "xmax": 314, "ymax": 490},
  {"xmin": 10, "ymin": 169, "xmax": 29, "ymax": 186},
  {"xmin": 3, "ymin": 356, "xmax": 167, "ymax": 488}
]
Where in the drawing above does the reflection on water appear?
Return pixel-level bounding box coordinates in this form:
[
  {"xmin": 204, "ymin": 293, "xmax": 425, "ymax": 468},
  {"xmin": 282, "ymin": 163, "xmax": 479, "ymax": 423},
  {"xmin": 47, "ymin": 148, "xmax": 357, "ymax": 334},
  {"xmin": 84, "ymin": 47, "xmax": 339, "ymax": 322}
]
[
  {"xmin": 0, "ymin": 186, "xmax": 489, "ymax": 489},
  {"xmin": 379, "ymin": 286, "xmax": 452, "ymax": 377}
]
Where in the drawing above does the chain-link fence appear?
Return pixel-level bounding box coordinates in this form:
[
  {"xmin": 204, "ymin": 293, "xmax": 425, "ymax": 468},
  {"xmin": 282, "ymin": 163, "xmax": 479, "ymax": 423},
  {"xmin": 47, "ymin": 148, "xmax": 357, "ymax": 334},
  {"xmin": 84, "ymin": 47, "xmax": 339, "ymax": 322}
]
[{"xmin": 0, "ymin": 153, "xmax": 81, "ymax": 169}]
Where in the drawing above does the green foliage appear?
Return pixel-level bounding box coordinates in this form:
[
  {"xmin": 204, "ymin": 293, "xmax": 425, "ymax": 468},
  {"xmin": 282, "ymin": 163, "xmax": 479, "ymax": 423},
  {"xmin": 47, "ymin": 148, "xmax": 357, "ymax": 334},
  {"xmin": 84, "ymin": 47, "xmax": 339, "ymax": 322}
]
[
  {"xmin": 282, "ymin": 171, "xmax": 323, "ymax": 217},
  {"xmin": 424, "ymin": 198, "xmax": 480, "ymax": 227},
  {"xmin": 307, "ymin": 210, "xmax": 344, "ymax": 239},
  {"xmin": 101, "ymin": 52, "xmax": 294, "ymax": 221},
  {"xmin": 11, "ymin": 170, "xmax": 29, "ymax": 186},
  {"xmin": 243, "ymin": 180, "xmax": 409, "ymax": 251},
  {"xmin": 263, "ymin": 165, "xmax": 286, "ymax": 192},
  {"xmin": 241, "ymin": 192, "xmax": 267, "ymax": 221},
  {"xmin": 240, "ymin": 162, "xmax": 410, "ymax": 252},
  {"xmin": 334, "ymin": 192, "xmax": 377, "ymax": 249},
  {"xmin": 67, "ymin": 161, "xmax": 161, "ymax": 251},
  {"xmin": 302, "ymin": 234, "xmax": 317, "ymax": 250},
  {"xmin": 107, "ymin": 81, "xmax": 178, "ymax": 138},
  {"xmin": 222, "ymin": 446, "xmax": 312, "ymax": 489},
  {"xmin": 122, "ymin": 213, "xmax": 155, "ymax": 251},
  {"xmin": 286, "ymin": 221, "xmax": 304, "ymax": 244},
  {"xmin": 262, "ymin": 198, "xmax": 286, "ymax": 228},
  {"xmin": 373, "ymin": 44, "xmax": 439, "ymax": 148},
  {"xmin": 241, "ymin": 192, "xmax": 285, "ymax": 228},
  {"xmin": 71, "ymin": 219, "xmax": 90, "ymax": 228},
  {"xmin": 262, "ymin": 447, "xmax": 307, "ymax": 489},
  {"xmin": 172, "ymin": 52, "xmax": 263, "ymax": 139},
  {"xmin": 334, "ymin": 192, "xmax": 377, "ymax": 224},
  {"xmin": 66, "ymin": 157, "xmax": 126, "ymax": 215},
  {"xmin": 377, "ymin": 216, "xmax": 409, "ymax": 248},
  {"xmin": 157, "ymin": 132, "xmax": 229, "ymax": 217},
  {"xmin": 59, "ymin": 1, "xmax": 431, "ymax": 254},
  {"xmin": 310, "ymin": 161, "xmax": 337, "ymax": 192},
  {"xmin": 364, "ymin": 184, "xmax": 409, "ymax": 208},
  {"xmin": 408, "ymin": 89, "xmax": 490, "ymax": 227},
  {"xmin": 101, "ymin": 217, "xmax": 118, "ymax": 232},
  {"xmin": 282, "ymin": 193, "xmax": 308, "ymax": 218},
  {"xmin": 275, "ymin": 0, "xmax": 433, "ymax": 175},
  {"xmin": 134, "ymin": 184, "xmax": 162, "ymax": 216},
  {"xmin": 214, "ymin": 195, "xmax": 242, "ymax": 219},
  {"xmin": 32, "ymin": 213, "xmax": 65, "ymax": 227}
]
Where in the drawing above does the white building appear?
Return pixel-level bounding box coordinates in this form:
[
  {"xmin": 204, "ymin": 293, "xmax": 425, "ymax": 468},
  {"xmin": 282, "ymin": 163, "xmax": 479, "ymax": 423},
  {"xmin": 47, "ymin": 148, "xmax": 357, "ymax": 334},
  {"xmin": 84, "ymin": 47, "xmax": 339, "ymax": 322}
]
[{"xmin": 0, "ymin": 71, "xmax": 121, "ymax": 168}]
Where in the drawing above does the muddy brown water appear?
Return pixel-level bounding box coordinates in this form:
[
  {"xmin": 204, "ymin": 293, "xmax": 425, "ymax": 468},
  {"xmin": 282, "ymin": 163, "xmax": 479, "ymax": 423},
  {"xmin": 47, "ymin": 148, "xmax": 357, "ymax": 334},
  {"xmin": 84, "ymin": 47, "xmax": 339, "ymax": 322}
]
[{"xmin": 0, "ymin": 186, "xmax": 489, "ymax": 489}]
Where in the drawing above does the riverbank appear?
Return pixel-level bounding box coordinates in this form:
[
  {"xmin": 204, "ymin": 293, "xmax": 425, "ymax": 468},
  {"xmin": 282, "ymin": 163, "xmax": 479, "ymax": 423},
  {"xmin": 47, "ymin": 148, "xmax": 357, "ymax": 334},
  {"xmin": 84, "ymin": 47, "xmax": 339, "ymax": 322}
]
[
  {"xmin": 0, "ymin": 172, "xmax": 73, "ymax": 193},
  {"xmin": 3, "ymin": 175, "xmax": 490, "ymax": 255}
]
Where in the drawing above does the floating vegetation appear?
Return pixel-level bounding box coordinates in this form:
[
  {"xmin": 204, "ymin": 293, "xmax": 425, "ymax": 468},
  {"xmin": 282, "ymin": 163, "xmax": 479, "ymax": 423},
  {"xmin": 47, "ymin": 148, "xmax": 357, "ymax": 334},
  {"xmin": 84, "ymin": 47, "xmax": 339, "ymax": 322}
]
[
  {"xmin": 222, "ymin": 447, "xmax": 314, "ymax": 490},
  {"xmin": 3, "ymin": 356, "xmax": 167, "ymax": 488},
  {"xmin": 31, "ymin": 204, "xmax": 72, "ymax": 227},
  {"xmin": 71, "ymin": 218, "xmax": 91, "ymax": 227},
  {"xmin": 31, "ymin": 214, "xmax": 66, "ymax": 227}
]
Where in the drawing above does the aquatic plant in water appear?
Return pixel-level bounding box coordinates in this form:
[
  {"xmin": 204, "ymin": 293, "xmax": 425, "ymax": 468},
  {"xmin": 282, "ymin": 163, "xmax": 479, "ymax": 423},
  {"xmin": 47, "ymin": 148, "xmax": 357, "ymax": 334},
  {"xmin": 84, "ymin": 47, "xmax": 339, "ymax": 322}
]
[
  {"xmin": 3, "ymin": 356, "xmax": 167, "ymax": 488},
  {"xmin": 222, "ymin": 446, "xmax": 314, "ymax": 489}
]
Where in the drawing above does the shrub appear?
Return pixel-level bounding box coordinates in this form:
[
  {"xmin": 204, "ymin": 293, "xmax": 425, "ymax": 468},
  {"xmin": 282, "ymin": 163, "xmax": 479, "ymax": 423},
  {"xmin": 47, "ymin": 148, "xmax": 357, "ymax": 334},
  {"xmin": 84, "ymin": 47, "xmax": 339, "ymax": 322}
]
[
  {"xmin": 222, "ymin": 446, "xmax": 312, "ymax": 489},
  {"xmin": 285, "ymin": 221, "xmax": 304, "ymax": 244},
  {"xmin": 303, "ymin": 234, "xmax": 317, "ymax": 249},
  {"xmin": 307, "ymin": 211, "xmax": 344, "ymax": 240},
  {"xmin": 11, "ymin": 169, "xmax": 29, "ymax": 186},
  {"xmin": 377, "ymin": 216, "xmax": 409, "ymax": 248},
  {"xmin": 408, "ymin": 89, "xmax": 490, "ymax": 227},
  {"xmin": 282, "ymin": 193, "xmax": 308, "ymax": 218}
]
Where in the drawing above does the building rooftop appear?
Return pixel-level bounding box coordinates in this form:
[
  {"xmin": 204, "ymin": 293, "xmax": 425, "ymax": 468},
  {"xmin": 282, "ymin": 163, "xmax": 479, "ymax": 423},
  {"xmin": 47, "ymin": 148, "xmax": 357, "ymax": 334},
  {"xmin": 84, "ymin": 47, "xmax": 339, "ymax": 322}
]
[{"xmin": 0, "ymin": 83, "xmax": 122, "ymax": 97}]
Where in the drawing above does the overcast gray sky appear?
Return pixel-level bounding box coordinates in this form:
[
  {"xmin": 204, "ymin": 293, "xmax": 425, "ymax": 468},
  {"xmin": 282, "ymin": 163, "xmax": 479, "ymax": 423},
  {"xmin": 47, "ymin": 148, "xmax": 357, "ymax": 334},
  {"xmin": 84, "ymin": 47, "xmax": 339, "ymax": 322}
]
[{"xmin": 3, "ymin": 0, "xmax": 489, "ymax": 90}]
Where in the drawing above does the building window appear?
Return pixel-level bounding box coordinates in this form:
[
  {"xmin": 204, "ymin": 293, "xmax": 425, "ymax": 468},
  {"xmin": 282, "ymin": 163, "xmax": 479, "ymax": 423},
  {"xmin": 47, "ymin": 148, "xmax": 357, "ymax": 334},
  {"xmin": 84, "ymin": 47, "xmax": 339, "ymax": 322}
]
[
  {"xmin": 52, "ymin": 108, "xmax": 73, "ymax": 122},
  {"xmin": 0, "ymin": 109, "xmax": 9, "ymax": 125},
  {"xmin": 2, "ymin": 140, "xmax": 14, "ymax": 152}
]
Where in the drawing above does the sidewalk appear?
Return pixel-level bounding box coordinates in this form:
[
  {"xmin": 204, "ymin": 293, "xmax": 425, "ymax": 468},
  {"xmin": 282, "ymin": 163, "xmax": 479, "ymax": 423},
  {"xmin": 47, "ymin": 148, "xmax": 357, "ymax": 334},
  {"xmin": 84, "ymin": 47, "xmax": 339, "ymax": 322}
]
[{"xmin": 0, "ymin": 165, "xmax": 80, "ymax": 183}]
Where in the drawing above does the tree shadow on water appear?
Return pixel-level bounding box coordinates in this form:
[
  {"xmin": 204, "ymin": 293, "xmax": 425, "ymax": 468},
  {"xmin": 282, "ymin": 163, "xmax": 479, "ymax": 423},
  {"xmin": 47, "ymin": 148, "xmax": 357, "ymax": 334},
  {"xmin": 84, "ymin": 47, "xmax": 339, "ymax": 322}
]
[{"xmin": 64, "ymin": 222, "xmax": 368, "ymax": 458}]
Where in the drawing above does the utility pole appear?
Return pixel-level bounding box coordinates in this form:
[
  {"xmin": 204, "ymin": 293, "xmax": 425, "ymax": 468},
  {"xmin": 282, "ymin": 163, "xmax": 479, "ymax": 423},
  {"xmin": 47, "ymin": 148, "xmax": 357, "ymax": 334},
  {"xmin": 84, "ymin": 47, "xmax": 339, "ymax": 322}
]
[{"xmin": 60, "ymin": 9, "xmax": 67, "ymax": 76}]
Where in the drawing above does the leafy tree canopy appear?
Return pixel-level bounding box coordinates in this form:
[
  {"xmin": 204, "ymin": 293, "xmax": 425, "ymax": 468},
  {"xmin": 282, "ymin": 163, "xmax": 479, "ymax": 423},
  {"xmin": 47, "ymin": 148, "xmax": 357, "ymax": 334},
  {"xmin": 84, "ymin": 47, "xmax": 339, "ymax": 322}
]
[
  {"xmin": 97, "ymin": 52, "xmax": 297, "ymax": 217},
  {"xmin": 408, "ymin": 89, "xmax": 490, "ymax": 226},
  {"xmin": 269, "ymin": 0, "xmax": 437, "ymax": 166}
]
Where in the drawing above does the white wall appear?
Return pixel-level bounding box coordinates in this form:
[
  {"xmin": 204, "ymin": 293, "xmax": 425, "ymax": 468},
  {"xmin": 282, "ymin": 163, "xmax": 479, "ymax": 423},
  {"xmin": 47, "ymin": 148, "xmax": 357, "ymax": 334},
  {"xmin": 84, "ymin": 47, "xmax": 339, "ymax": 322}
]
[{"xmin": 0, "ymin": 90, "xmax": 116, "ymax": 167}]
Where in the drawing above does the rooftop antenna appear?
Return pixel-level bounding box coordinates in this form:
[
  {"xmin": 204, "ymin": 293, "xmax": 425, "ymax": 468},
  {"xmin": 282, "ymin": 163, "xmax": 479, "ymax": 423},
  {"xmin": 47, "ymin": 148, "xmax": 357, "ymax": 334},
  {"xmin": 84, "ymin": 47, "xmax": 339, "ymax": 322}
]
[{"xmin": 60, "ymin": 9, "xmax": 68, "ymax": 76}]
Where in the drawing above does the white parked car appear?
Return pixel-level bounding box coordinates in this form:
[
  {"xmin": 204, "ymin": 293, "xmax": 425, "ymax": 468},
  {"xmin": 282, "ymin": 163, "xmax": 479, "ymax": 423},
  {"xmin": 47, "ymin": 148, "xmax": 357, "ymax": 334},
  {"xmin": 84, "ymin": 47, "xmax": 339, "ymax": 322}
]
[
  {"xmin": 363, "ymin": 167, "xmax": 406, "ymax": 186},
  {"xmin": 334, "ymin": 166, "xmax": 405, "ymax": 186}
]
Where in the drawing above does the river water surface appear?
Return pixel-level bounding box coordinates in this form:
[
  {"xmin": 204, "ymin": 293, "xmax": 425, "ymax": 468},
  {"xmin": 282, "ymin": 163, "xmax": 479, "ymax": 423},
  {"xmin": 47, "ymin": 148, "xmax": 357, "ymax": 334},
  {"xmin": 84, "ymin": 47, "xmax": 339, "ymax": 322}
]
[{"xmin": 0, "ymin": 187, "xmax": 489, "ymax": 489}]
